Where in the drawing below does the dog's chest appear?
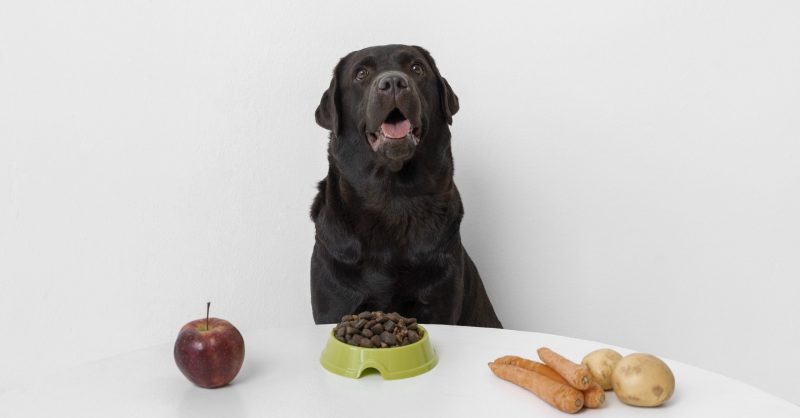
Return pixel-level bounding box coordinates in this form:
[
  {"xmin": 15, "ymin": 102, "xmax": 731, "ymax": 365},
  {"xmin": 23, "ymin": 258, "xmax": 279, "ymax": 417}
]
[
  {"xmin": 357, "ymin": 194, "xmax": 459, "ymax": 259},
  {"xmin": 356, "ymin": 254, "xmax": 455, "ymax": 301}
]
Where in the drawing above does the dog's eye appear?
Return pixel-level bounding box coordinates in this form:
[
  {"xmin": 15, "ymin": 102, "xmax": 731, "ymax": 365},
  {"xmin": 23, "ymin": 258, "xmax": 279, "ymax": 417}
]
[
  {"xmin": 411, "ymin": 63, "xmax": 424, "ymax": 75},
  {"xmin": 355, "ymin": 68, "xmax": 368, "ymax": 81}
]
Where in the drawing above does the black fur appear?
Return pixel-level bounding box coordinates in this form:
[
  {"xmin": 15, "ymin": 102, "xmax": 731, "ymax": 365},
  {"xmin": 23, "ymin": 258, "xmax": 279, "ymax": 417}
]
[{"xmin": 310, "ymin": 45, "xmax": 502, "ymax": 328}]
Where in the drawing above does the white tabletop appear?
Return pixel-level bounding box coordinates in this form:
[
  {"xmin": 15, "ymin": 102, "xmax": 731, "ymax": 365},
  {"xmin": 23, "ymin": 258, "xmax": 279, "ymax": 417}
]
[{"xmin": 1, "ymin": 324, "xmax": 797, "ymax": 417}]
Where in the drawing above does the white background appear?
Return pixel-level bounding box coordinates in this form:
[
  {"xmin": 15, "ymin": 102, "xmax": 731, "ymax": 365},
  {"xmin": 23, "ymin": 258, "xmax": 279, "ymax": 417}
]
[{"xmin": 1, "ymin": 0, "xmax": 798, "ymax": 405}]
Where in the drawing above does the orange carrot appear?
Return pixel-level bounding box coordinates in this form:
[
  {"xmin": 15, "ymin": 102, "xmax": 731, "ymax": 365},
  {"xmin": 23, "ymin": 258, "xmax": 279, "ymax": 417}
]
[
  {"xmin": 582, "ymin": 382, "xmax": 606, "ymax": 408},
  {"xmin": 496, "ymin": 355, "xmax": 605, "ymax": 408},
  {"xmin": 537, "ymin": 347, "xmax": 593, "ymax": 390},
  {"xmin": 494, "ymin": 355, "xmax": 568, "ymax": 384},
  {"xmin": 488, "ymin": 362, "xmax": 584, "ymax": 414}
]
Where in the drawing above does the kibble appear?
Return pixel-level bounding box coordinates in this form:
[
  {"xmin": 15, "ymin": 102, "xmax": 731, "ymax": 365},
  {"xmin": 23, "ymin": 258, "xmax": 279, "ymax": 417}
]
[
  {"xmin": 384, "ymin": 320, "xmax": 396, "ymax": 332},
  {"xmin": 370, "ymin": 335, "xmax": 382, "ymax": 346},
  {"xmin": 333, "ymin": 311, "xmax": 423, "ymax": 348},
  {"xmin": 380, "ymin": 331, "xmax": 396, "ymax": 345}
]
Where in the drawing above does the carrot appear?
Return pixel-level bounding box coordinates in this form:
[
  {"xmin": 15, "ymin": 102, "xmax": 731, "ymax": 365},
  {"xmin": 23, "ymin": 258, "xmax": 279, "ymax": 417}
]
[
  {"xmin": 488, "ymin": 362, "xmax": 584, "ymax": 414},
  {"xmin": 494, "ymin": 355, "xmax": 569, "ymax": 383},
  {"xmin": 496, "ymin": 355, "xmax": 605, "ymax": 408},
  {"xmin": 582, "ymin": 382, "xmax": 606, "ymax": 408},
  {"xmin": 537, "ymin": 347, "xmax": 593, "ymax": 390}
]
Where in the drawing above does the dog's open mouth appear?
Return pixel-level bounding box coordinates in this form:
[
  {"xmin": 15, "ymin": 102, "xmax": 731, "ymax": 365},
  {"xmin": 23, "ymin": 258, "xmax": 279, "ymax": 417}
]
[
  {"xmin": 382, "ymin": 108, "xmax": 412, "ymax": 138},
  {"xmin": 367, "ymin": 108, "xmax": 421, "ymax": 152}
]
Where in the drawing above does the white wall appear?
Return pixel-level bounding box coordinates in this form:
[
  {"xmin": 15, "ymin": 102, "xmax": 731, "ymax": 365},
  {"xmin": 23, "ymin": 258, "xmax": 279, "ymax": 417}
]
[{"xmin": 2, "ymin": 0, "xmax": 798, "ymax": 405}]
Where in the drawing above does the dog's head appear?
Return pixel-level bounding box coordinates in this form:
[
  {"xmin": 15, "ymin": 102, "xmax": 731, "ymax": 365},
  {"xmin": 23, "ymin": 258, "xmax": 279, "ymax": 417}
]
[{"xmin": 315, "ymin": 45, "xmax": 459, "ymax": 172}]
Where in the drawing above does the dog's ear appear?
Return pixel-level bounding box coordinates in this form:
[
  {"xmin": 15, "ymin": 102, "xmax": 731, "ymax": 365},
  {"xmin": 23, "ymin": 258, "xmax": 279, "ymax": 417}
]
[
  {"xmin": 315, "ymin": 56, "xmax": 346, "ymax": 134},
  {"xmin": 439, "ymin": 76, "xmax": 459, "ymax": 125},
  {"xmin": 413, "ymin": 46, "xmax": 460, "ymax": 125}
]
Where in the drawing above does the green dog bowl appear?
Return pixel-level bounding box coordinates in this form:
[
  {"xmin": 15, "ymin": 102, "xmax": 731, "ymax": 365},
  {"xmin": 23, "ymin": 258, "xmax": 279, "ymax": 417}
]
[{"xmin": 320, "ymin": 325, "xmax": 437, "ymax": 380}]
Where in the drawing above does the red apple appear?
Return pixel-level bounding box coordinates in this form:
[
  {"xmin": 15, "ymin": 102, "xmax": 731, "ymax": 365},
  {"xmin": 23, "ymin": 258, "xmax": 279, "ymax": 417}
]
[{"xmin": 174, "ymin": 303, "xmax": 245, "ymax": 388}]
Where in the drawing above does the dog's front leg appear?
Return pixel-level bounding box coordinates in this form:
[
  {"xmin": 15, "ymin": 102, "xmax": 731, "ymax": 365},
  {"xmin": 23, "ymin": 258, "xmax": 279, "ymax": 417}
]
[{"xmin": 310, "ymin": 243, "xmax": 365, "ymax": 324}]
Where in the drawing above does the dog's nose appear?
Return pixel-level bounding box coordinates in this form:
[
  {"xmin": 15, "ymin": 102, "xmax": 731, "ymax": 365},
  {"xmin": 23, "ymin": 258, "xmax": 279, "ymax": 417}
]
[{"xmin": 377, "ymin": 73, "xmax": 409, "ymax": 96}]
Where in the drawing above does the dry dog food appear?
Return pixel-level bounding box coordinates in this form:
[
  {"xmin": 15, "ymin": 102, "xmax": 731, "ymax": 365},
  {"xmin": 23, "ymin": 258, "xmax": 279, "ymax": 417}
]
[{"xmin": 333, "ymin": 311, "xmax": 423, "ymax": 348}]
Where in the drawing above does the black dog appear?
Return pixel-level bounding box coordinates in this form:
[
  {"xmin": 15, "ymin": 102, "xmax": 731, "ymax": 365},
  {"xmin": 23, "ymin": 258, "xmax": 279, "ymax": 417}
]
[{"xmin": 310, "ymin": 45, "xmax": 502, "ymax": 328}]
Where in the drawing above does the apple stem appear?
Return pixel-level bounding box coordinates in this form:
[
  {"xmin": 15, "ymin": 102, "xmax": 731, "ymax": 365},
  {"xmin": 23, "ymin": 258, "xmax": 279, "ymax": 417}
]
[{"xmin": 206, "ymin": 301, "xmax": 210, "ymax": 331}]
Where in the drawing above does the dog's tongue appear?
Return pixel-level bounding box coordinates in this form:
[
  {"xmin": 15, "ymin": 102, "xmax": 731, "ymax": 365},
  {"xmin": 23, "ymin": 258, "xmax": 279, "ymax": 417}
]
[{"xmin": 381, "ymin": 120, "xmax": 411, "ymax": 139}]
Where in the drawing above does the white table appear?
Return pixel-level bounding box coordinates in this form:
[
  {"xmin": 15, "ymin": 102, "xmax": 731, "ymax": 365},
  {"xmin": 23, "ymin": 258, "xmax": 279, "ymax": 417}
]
[{"xmin": 1, "ymin": 325, "xmax": 797, "ymax": 417}]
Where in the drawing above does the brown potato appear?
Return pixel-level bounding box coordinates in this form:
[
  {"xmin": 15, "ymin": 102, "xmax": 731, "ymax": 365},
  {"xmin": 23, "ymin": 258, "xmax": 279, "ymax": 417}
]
[
  {"xmin": 581, "ymin": 348, "xmax": 622, "ymax": 390},
  {"xmin": 612, "ymin": 353, "xmax": 675, "ymax": 407}
]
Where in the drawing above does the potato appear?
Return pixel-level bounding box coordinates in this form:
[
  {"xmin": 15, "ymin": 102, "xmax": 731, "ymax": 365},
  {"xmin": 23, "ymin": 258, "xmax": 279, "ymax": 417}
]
[
  {"xmin": 612, "ymin": 353, "xmax": 675, "ymax": 407},
  {"xmin": 581, "ymin": 348, "xmax": 622, "ymax": 390}
]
